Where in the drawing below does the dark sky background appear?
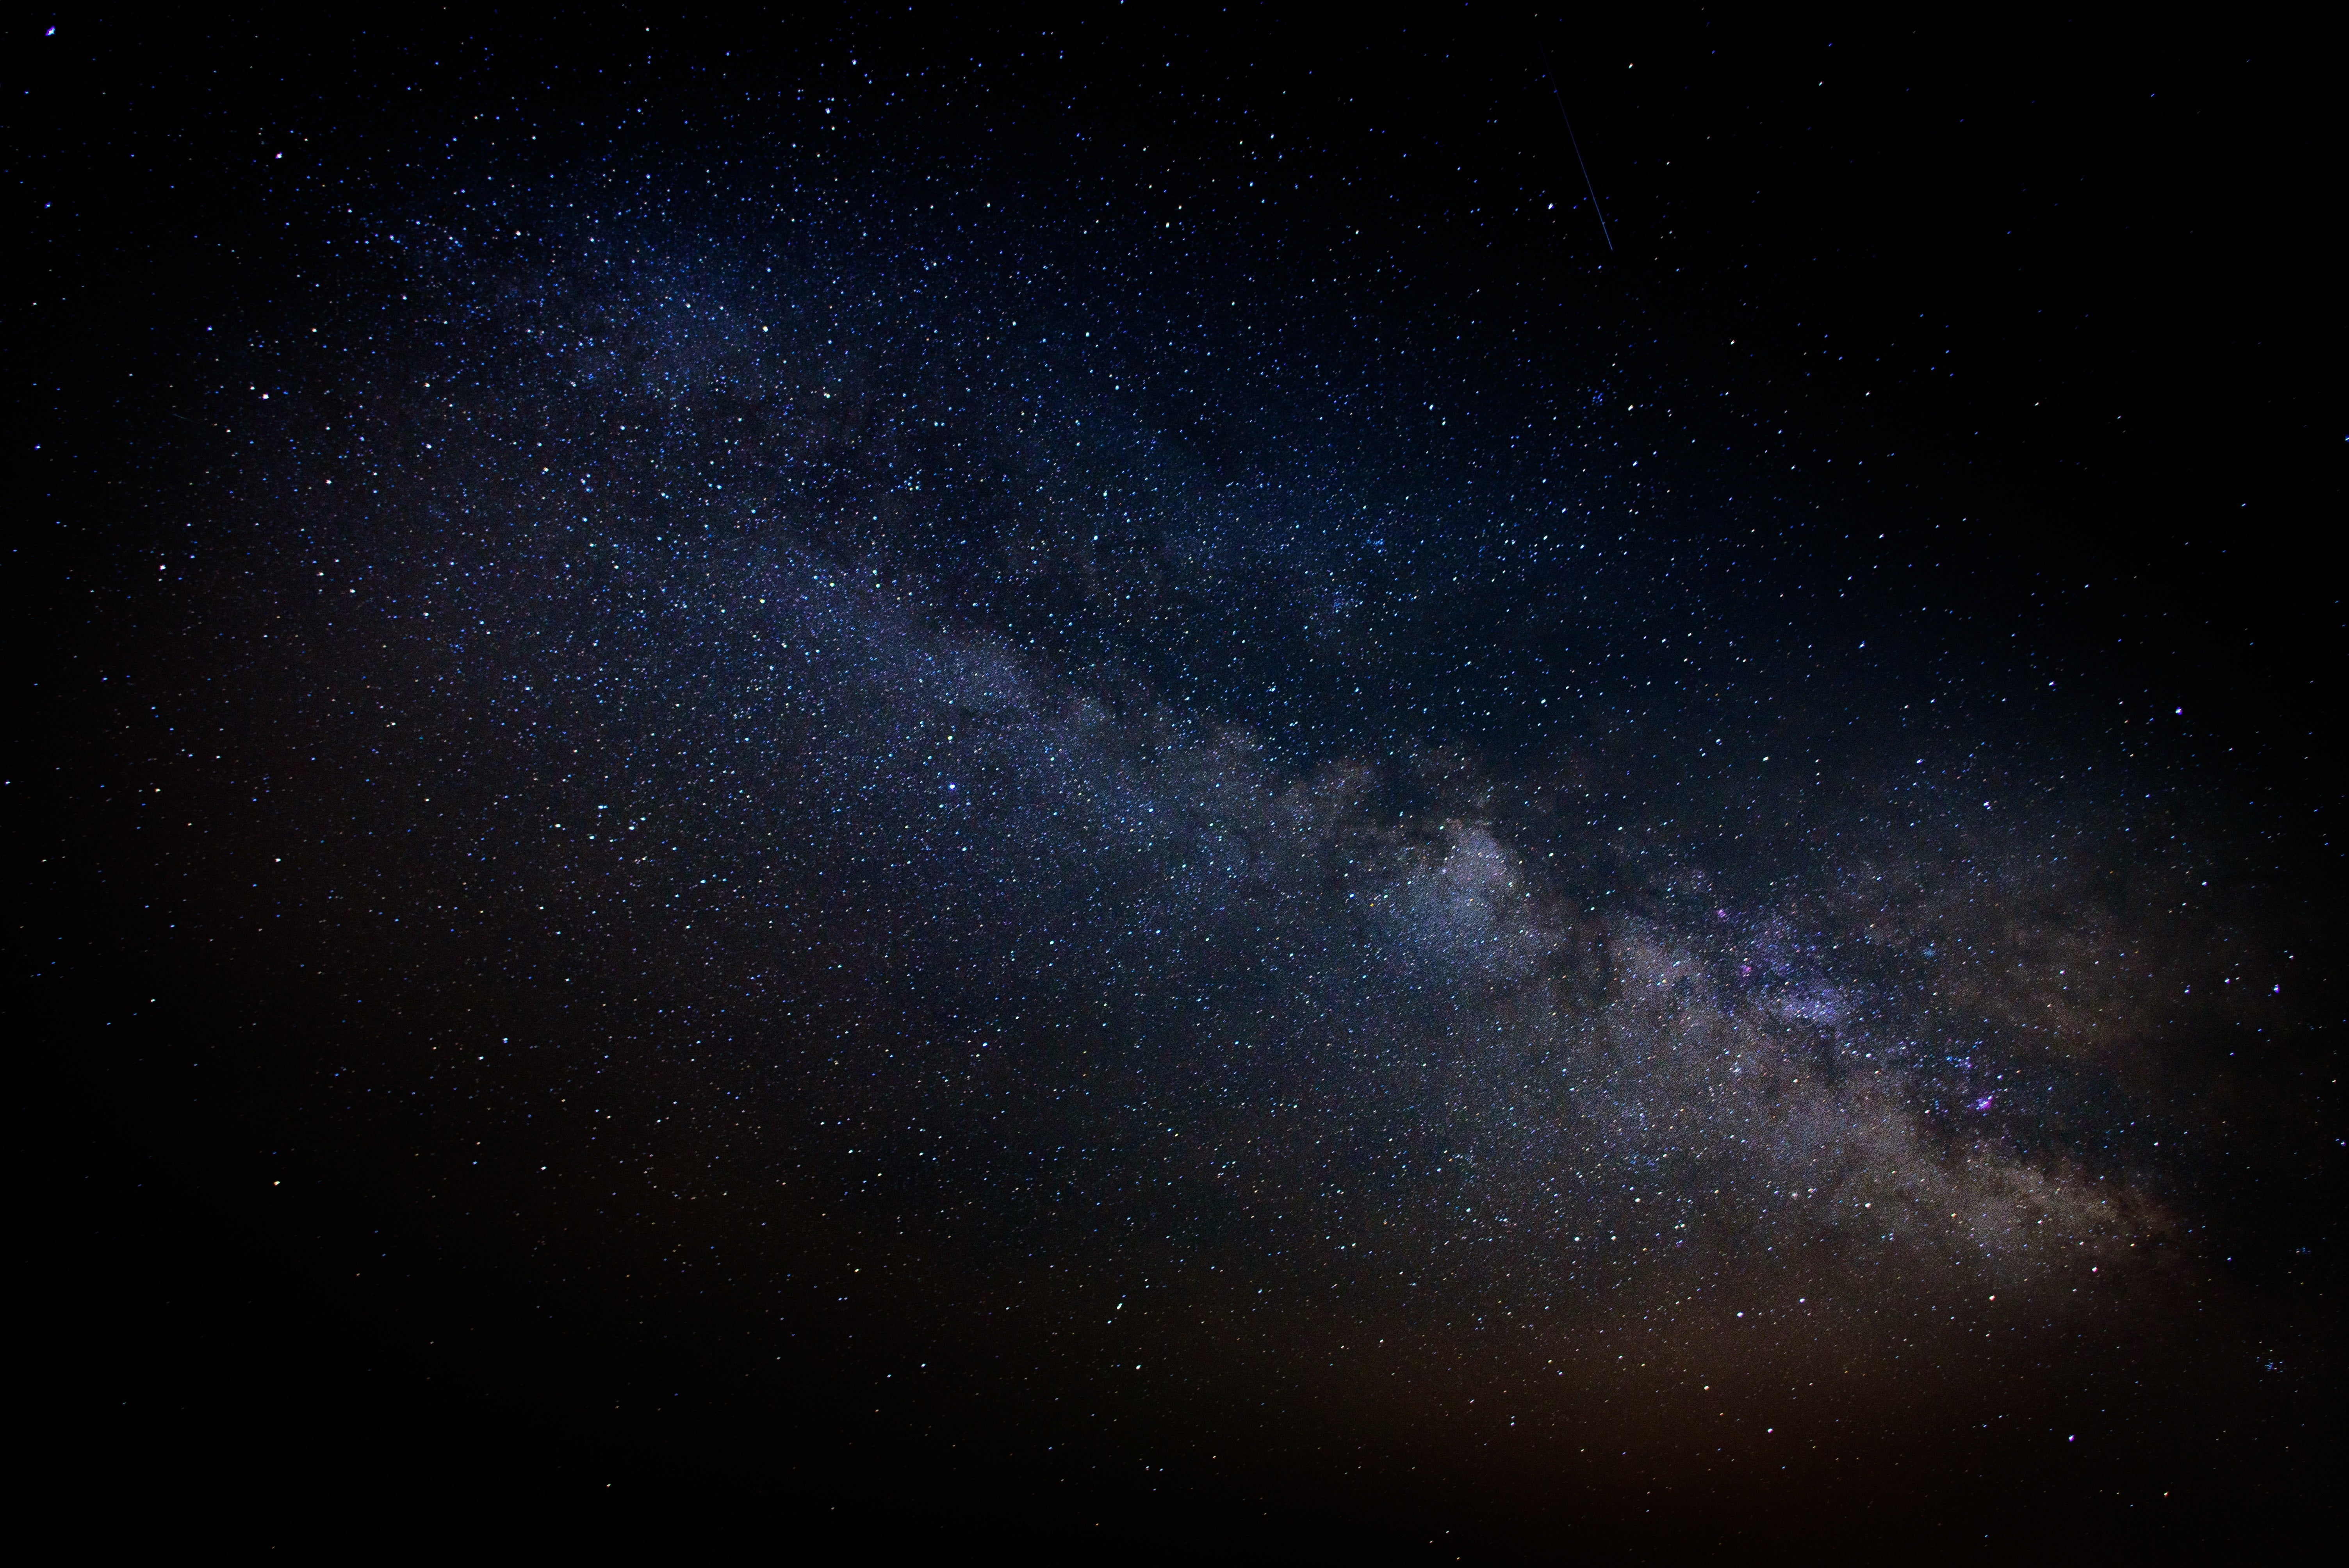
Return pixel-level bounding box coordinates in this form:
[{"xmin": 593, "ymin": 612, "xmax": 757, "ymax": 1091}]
[{"xmin": 27, "ymin": 6, "xmax": 2340, "ymax": 1552}]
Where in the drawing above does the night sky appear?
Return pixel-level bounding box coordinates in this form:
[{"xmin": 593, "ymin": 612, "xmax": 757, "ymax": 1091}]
[{"xmin": 30, "ymin": 8, "xmax": 2340, "ymax": 1552}]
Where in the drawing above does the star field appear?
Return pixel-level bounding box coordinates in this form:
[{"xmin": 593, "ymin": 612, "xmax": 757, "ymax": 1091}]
[{"xmin": 31, "ymin": 10, "xmax": 2338, "ymax": 1553}]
